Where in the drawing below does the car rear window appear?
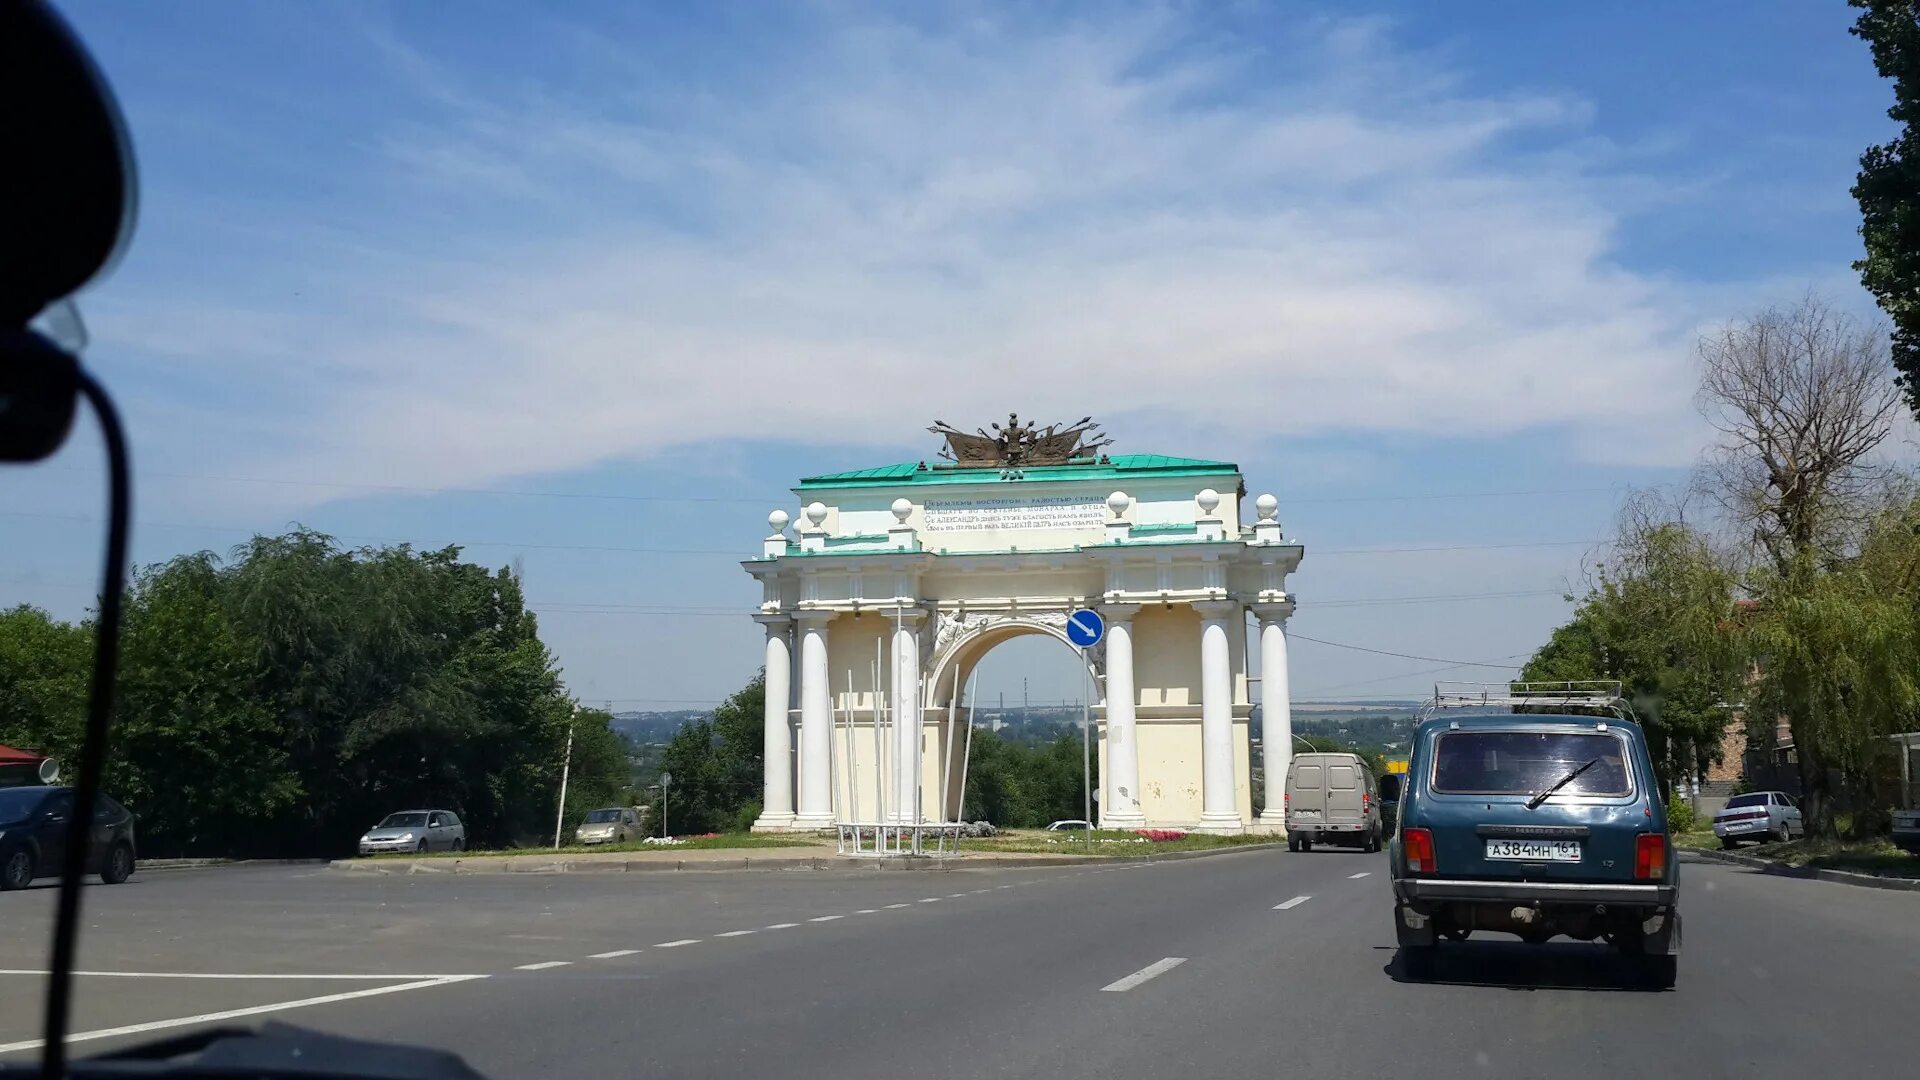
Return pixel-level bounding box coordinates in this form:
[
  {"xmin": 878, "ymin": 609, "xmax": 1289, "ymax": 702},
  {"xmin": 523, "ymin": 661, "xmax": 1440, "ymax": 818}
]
[
  {"xmin": 1724, "ymin": 793, "xmax": 1768, "ymax": 809},
  {"xmin": 1432, "ymin": 731, "xmax": 1632, "ymax": 797}
]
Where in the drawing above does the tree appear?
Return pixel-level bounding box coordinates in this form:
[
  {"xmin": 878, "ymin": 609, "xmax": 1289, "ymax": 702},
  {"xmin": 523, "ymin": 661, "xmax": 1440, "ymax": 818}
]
[
  {"xmin": 0, "ymin": 604, "xmax": 89, "ymax": 763},
  {"xmin": 961, "ymin": 728, "xmax": 1096, "ymax": 827},
  {"xmin": 1695, "ymin": 296, "xmax": 1903, "ymax": 573},
  {"xmin": 1851, "ymin": 0, "xmax": 1920, "ymax": 419},
  {"xmin": 1522, "ymin": 498, "xmax": 1744, "ymax": 798},
  {"xmin": 0, "ymin": 530, "xmax": 625, "ymax": 856},
  {"xmin": 1693, "ymin": 297, "xmax": 1908, "ymax": 836},
  {"xmin": 655, "ymin": 676, "xmax": 765, "ymax": 835},
  {"xmin": 111, "ymin": 554, "xmax": 300, "ymax": 855}
]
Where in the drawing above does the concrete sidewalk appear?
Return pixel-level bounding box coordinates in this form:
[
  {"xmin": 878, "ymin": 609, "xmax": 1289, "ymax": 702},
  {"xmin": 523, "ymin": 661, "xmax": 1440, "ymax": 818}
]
[{"xmin": 328, "ymin": 841, "xmax": 1285, "ymax": 875}]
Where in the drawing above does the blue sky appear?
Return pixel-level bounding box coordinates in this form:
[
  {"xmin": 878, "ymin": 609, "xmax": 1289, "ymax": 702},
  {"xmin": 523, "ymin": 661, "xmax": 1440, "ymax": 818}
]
[{"xmin": 5, "ymin": 1, "xmax": 1909, "ymax": 710}]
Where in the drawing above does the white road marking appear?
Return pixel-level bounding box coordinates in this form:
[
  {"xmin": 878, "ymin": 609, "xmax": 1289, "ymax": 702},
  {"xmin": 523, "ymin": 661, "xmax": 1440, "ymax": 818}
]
[
  {"xmin": 514, "ymin": 961, "xmax": 571, "ymax": 971},
  {"xmin": 587, "ymin": 950, "xmax": 640, "ymax": 960},
  {"xmin": 853, "ymin": 909, "xmax": 878, "ymax": 914},
  {"xmin": 1274, "ymin": 896, "xmax": 1312, "ymax": 910},
  {"xmin": 918, "ymin": 898, "xmax": 940, "ymax": 903},
  {"xmin": 808, "ymin": 915, "xmax": 844, "ymax": 922},
  {"xmin": 654, "ymin": 939, "xmax": 700, "ymax": 948},
  {"xmin": 0, "ymin": 975, "xmax": 486, "ymax": 1056},
  {"xmin": 765, "ymin": 922, "xmax": 801, "ymax": 929},
  {"xmin": 715, "ymin": 930, "xmax": 756, "ymax": 937},
  {"xmin": 1100, "ymin": 957, "xmax": 1187, "ymax": 993},
  {"xmin": 885, "ymin": 903, "xmax": 911, "ymax": 908},
  {"xmin": 996, "ymin": 885, "xmax": 1013, "ymax": 889},
  {"xmin": 970, "ymin": 889, "xmax": 991, "ymax": 894},
  {"xmin": 0, "ymin": 970, "xmax": 474, "ymax": 980},
  {"xmin": 1348, "ymin": 872, "xmax": 1371, "ymax": 879},
  {"xmin": 948, "ymin": 892, "xmax": 968, "ymax": 898}
]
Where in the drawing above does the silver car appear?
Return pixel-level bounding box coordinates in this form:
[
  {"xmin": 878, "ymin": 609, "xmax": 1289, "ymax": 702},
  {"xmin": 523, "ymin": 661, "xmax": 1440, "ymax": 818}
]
[
  {"xmin": 1712, "ymin": 791, "xmax": 1801, "ymax": 847},
  {"xmin": 359, "ymin": 810, "xmax": 466, "ymax": 855},
  {"xmin": 575, "ymin": 806, "xmax": 643, "ymax": 845}
]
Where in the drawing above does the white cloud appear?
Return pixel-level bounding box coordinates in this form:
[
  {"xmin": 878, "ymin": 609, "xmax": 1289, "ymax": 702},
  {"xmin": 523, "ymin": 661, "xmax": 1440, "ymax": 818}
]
[{"xmin": 101, "ymin": 8, "xmax": 1791, "ymax": 498}]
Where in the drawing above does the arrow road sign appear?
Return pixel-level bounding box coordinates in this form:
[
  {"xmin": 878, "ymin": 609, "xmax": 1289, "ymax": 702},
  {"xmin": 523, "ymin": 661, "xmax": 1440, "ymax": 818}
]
[{"xmin": 1066, "ymin": 608, "xmax": 1104, "ymax": 649}]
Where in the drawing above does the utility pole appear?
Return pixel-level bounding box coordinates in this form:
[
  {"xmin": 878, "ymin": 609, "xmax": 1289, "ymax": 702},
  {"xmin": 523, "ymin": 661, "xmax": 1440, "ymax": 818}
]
[{"xmin": 552, "ymin": 709, "xmax": 576, "ymax": 849}]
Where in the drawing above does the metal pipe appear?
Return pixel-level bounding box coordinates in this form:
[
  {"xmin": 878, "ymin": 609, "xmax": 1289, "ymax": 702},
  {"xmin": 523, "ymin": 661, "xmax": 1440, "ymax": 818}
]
[
  {"xmin": 844, "ymin": 670, "xmax": 860, "ymax": 825},
  {"xmin": 958, "ymin": 670, "xmax": 978, "ymax": 822},
  {"xmin": 552, "ymin": 712, "xmax": 575, "ymax": 849},
  {"xmin": 941, "ymin": 664, "xmax": 959, "ymax": 822},
  {"xmin": 874, "ymin": 641, "xmax": 888, "ymax": 821},
  {"xmin": 1081, "ymin": 652, "xmax": 1092, "ymax": 852}
]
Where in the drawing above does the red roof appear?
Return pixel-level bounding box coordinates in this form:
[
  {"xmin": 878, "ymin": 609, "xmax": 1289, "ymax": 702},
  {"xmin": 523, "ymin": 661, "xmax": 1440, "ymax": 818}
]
[{"xmin": 0, "ymin": 744, "xmax": 45, "ymax": 765}]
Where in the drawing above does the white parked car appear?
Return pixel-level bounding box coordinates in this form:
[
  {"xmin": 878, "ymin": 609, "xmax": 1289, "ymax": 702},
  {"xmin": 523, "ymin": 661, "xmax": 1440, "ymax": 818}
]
[
  {"xmin": 1712, "ymin": 791, "xmax": 1801, "ymax": 847},
  {"xmin": 1044, "ymin": 820, "xmax": 1092, "ymax": 831}
]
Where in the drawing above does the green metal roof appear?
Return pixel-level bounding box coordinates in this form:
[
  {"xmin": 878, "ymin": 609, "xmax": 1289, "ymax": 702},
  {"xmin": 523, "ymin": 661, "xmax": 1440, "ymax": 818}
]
[{"xmin": 798, "ymin": 454, "xmax": 1239, "ymax": 490}]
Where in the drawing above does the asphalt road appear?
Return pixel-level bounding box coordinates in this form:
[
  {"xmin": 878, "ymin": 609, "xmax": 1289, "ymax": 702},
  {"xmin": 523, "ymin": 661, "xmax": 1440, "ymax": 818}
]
[{"xmin": 0, "ymin": 849, "xmax": 1912, "ymax": 1078}]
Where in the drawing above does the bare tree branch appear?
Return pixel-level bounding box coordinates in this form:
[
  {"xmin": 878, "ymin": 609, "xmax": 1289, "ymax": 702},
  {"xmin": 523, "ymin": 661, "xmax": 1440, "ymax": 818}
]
[{"xmin": 1694, "ymin": 295, "xmax": 1901, "ymax": 573}]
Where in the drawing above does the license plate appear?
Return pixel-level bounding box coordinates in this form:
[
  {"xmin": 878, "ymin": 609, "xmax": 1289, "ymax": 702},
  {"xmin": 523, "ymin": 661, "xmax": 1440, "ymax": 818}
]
[{"xmin": 1484, "ymin": 839, "xmax": 1581, "ymax": 862}]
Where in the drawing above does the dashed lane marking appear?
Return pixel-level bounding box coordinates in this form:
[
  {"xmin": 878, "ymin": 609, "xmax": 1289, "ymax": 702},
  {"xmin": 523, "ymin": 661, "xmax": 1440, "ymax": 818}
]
[
  {"xmin": 715, "ymin": 931, "xmax": 756, "ymax": 938},
  {"xmin": 515, "ymin": 961, "xmax": 571, "ymax": 971},
  {"xmin": 765, "ymin": 923, "xmax": 801, "ymax": 929},
  {"xmin": 884, "ymin": 903, "xmax": 910, "ymax": 909},
  {"xmin": 655, "ymin": 939, "xmax": 700, "ymax": 948},
  {"xmin": 1100, "ymin": 957, "xmax": 1187, "ymax": 993},
  {"xmin": 854, "ymin": 909, "xmax": 879, "ymax": 914},
  {"xmin": 1348, "ymin": 872, "xmax": 1371, "ymax": 879},
  {"xmin": 1274, "ymin": 896, "xmax": 1312, "ymax": 910},
  {"xmin": 809, "ymin": 916, "xmax": 844, "ymax": 922},
  {"xmin": 587, "ymin": 950, "xmax": 639, "ymax": 960},
  {"xmin": 918, "ymin": 898, "xmax": 940, "ymax": 903}
]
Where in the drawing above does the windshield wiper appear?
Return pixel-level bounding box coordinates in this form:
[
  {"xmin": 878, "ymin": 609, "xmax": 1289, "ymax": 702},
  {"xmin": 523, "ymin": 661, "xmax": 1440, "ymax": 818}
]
[{"xmin": 1526, "ymin": 758, "xmax": 1599, "ymax": 810}]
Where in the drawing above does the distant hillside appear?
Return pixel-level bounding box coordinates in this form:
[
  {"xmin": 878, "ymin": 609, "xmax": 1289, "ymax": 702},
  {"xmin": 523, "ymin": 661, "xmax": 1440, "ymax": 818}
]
[{"xmin": 610, "ymin": 710, "xmax": 707, "ymax": 743}]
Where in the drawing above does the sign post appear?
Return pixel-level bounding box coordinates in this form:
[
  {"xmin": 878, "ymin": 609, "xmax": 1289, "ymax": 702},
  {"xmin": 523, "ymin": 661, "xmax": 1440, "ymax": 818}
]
[{"xmin": 1066, "ymin": 609, "xmax": 1105, "ymax": 853}]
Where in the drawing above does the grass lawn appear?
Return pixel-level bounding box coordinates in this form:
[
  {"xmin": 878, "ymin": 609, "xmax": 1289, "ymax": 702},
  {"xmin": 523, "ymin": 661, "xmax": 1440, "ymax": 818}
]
[
  {"xmin": 367, "ymin": 833, "xmax": 828, "ymax": 859},
  {"xmin": 962, "ymin": 828, "xmax": 1279, "ymax": 857},
  {"xmin": 1676, "ymin": 829, "xmax": 1920, "ymax": 879}
]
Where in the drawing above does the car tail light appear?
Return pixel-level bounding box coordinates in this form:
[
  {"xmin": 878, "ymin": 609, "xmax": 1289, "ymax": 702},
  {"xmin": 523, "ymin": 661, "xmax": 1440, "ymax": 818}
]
[
  {"xmin": 1283, "ymin": 792, "xmax": 1289, "ymax": 812},
  {"xmin": 1404, "ymin": 827, "xmax": 1436, "ymax": 873},
  {"xmin": 1635, "ymin": 833, "xmax": 1667, "ymax": 880},
  {"xmin": 1363, "ymin": 793, "xmax": 1372, "ymax": 815}
]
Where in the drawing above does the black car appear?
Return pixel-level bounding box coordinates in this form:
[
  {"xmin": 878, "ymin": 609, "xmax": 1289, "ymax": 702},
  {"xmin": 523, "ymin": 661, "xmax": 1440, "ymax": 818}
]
[{"xmin": 0, "ymin": 785, "xmax": 137, "ymax": 890}]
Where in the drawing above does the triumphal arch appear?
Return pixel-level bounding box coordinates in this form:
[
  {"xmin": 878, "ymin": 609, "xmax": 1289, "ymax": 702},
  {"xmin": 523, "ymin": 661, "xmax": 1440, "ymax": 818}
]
[{"xmin": 745, "ymin": 417, "xmax": 1304, "ymax": 834}]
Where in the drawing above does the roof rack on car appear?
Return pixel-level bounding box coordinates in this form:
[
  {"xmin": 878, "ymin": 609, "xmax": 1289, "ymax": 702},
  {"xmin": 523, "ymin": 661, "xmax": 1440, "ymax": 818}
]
[{"xmin": 1421, "ymin": 680, "xmax": 1637, "ymax": 723}]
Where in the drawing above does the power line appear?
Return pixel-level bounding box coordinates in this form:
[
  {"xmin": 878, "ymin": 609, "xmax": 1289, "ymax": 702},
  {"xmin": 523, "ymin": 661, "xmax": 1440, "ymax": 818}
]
[
  {"xmin": 1285, "ymin": 632, "xmax": 1528, "ymax": 669},
  {"xmin": 0, "ymin": 510, "xmax": 1608, "ymax": 565},
  {"xmin": 45, "ymin": 465, "xmax": 1662, "ymax": 510},
  {"xmin": 1293, "ymin": 653, "xmax": 1535, "ymax": 698},
  {"xmin": 45, "ymin": 466, "xmax": 780, "ymax": 506}
]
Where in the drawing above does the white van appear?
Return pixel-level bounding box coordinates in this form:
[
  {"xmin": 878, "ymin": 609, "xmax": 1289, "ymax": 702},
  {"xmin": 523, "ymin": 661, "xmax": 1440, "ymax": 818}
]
[{"xmin": 1285, "ymin": 752, "xmax": 1382, "ymax": 852}]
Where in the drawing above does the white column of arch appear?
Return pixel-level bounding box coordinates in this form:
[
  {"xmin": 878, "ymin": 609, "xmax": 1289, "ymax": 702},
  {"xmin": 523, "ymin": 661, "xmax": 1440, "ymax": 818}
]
[
  {"xmin": 792, "ymin": 611, "xmax": 835, "ymax": 828},
  {"xmin": 751, "ymin": 615, "xmax": 795, "ymax": 830},
  {"xmin": 890, "ymin": 609, "xmax": 925, "ymax": 823},
  {"xmin": 1253, "ymin": 603, "xmax": 1295, "ymax": 830},
  {"xmin": 1099, "ymin": 605, "xmax": 1146, "ymax": 827},
  {"xmin": 1194, "ymin": 600, "xmax": 1244, "ymax": 832}
]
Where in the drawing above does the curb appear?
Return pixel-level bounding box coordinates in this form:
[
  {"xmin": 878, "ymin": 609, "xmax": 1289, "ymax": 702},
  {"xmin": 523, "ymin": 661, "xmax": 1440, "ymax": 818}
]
[
  {"xmin": 325, "ymin": 841, "xmax": 1287, "ymax": 876},
  {"xmin": 139, "ymin": 858, "xmax": 327, "ymax": 871},
  {"xmin": 1680, "ymin": 847, "xmax": 1920, "ymax": 893}
]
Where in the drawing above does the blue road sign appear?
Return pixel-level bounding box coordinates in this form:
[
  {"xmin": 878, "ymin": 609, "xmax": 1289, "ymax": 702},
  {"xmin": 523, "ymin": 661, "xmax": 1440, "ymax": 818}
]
[{"xmin": 1065, "ymin": 608, "xmax": 1105, "ymax": 649}]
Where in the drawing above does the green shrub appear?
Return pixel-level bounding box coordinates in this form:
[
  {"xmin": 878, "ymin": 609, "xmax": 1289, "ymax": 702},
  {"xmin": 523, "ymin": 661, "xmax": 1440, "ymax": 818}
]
[
  {"xmin": 1666, "ymin": 794, "xmax": 1696, "ymax": 833},
  {"xmin": 731, "ymin": 799, "xmax": 763, "ymax": 834}
]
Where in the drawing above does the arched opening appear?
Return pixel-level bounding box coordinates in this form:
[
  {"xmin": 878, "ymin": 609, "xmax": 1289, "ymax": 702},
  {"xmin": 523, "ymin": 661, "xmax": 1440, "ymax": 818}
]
[{"xmin": 925, "ymin": 622, "xmax": 1100, "ymax": 826}]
